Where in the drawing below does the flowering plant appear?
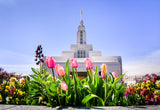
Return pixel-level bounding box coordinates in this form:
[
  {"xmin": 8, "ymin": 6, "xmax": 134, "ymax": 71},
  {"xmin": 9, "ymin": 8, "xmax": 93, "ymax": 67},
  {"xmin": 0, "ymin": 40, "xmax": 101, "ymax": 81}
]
[
  {"xmin": 124, "ymin": 73, "xmax": 160, "ymax": 105},
  {"xmin": 0, "ymin": 72, "xmax": 26, "ymax": 105}
]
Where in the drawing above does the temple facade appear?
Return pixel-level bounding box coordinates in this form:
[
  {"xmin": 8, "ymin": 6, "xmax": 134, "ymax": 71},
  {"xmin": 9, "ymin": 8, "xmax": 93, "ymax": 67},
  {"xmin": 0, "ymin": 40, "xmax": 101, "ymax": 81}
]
[{"xmin": 42, "ymin": 12, "xmax": 122, "ymax": 78}]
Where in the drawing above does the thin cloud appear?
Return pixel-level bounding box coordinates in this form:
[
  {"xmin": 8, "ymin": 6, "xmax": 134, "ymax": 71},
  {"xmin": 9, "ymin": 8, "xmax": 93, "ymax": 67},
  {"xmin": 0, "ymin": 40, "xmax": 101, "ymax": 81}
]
[
  {"xmin": 0, "ymin": 49, "xmax": 34, "ymax": 64},
  {"xmin": 0, "ymin": 0, "xmax": 16, "ymax": 5},
  {"xmin": 0, "ymin": 64, "xmax": 38, "ymax": 75},
  {"xmin": 123, "ymin": 50, "xmax": 160, "ymax": 75}
]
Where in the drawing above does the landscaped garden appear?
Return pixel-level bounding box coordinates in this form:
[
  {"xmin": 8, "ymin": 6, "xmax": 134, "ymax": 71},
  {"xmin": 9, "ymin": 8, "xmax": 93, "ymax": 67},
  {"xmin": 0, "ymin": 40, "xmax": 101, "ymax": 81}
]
[{"xmin": 0, "ymin": 46, "xmax": 160, "ymax": 107}]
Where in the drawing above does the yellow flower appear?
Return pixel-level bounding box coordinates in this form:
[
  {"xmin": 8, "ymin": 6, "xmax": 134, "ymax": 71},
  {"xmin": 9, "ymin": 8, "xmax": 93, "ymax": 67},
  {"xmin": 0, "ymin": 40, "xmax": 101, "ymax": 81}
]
[
  {"xmin": 156, "ymin": 81, "xmax": 160, "ymax": 88},
  {"xmin": 12, "ymin": 74, "xmax": 18, "ymax": 77},
  {"xmin": 38, "ymin": 97, "xmax": 43, "ymax": 103},
  {"xmin": 141, "ymin": 86, "xmax": 144, "ymax": 90},
  {"xmin": 22, "ymin": 92, "xmax": 25, "ymax": 94},
  {"xmin": 20, "ymin": 78, "xmax": 25, "ymax": 84},
  {"xmin": 45, "ymin": 72, "xmax": 49, "ymax": 75},
  {"xmin": 0, "ymin": 94, "xmax": 2, "ymax": 100},
  {"xmin": 70, "ymin": 75, "xmax": 72, "ymax": 77},
  {"xmin": 146, "ymin": 84, "xmax": 150, "ymax": 88},
  {"xmin": 6, "ymin": 86, "xmax": 10, "ymax": 89},
  {"xmin": 137, "ymin": 87, "xmax": 140, "ymax": 90},
  {"xmin": 5, "ymin": 89, "xmax": 8, "ymax": 92},
  {"xmin": 10, "ymin": 97, "xmax": 12, "ymax": 99},
  {"xmin": 18, "ymin": 90, "xmax": 23, "ymax": 95},
  {"xmin": 10, "ymin": 77, "xmax": 17, "ymax": 82},
  {"xmin": 147, "ymin": 87, "xmax": 150, "ymax": 90},
  {"xmin": 16, "ymin": 98, "xmax": 19, "ymax": 104},
  {"xmin": 154, "ymin": 90, "xmax": 160, "ymax": 95},
  {"xmin": 3, "ymin": 80, "xmax": 7, "ymax": 84},
  {"xmin": 18, "ymin": 82, "xmax": 23, "ymax": 86},
  {"xmin": 136, "ymin": 83, "xmax": 140, "ymax": 87},
  {"xmin": 10, "ymin": 82, "xmax": 15, "ymax": 87},
  {"xmin": 151, "ymin": 88, "xmax": 154, "ymax": 91},
  {"xmin": 146, "ymin": 80, "xmax": 150, "ymax": 84}
]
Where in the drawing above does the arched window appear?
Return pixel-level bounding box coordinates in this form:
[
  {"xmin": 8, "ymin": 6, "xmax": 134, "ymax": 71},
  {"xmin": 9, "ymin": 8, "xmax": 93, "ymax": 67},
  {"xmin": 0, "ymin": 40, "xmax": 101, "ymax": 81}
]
[
  {"xmin": 81, "ymin": 50, "xmax": 83, "ymax": 58},
  {"xmin": 78, "ymin": 51, "xmax": 80, "ymax": 58},
  {"xmin": 84, "ymin": 51, "xmax": 86, "ymax": 58},
  {"xmin": 80, "ymin": 31, "xmax": 83, "ymax": 44}
]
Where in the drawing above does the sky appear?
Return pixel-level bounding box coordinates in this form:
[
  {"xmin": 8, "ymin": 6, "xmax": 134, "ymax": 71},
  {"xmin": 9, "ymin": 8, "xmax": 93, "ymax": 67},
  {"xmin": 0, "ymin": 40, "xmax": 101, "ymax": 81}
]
[{"xmin": 0, "ymin": 0, "xmax": 160, "ymax": 76}]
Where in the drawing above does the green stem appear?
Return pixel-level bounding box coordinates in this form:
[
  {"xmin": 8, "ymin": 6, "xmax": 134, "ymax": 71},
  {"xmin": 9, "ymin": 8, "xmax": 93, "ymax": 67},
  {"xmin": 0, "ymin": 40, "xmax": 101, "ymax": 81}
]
[
  {"xmin": 39, "ymin": 58, "xmax": 42, "ymax": 73},
  {"xmin": 63, "ymin": 77, "xmax": 66, "ymax": 82},
  {"xmin": 90, "ymin": 69, "xmax": 93, "ymax": 81},
  {"xmin": 51, "ymin": 68, "xmax": 55, "ymax": 83},
  {"xmin": 105, "ymin": 78, "xmax": 107, "ymax": 99},
  {"xmin": 75, "ymin": 68, "xmax": 78, "ymax": 78}
]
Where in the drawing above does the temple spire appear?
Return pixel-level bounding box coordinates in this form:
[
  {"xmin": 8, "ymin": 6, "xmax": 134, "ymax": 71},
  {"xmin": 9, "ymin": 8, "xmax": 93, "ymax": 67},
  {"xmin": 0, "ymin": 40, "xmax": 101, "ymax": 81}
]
[
  {"xmin": 77, "ymin": 10, "xmax": 86, "ymax": 44},
  {"xmin": 81, "ymin": 10, "xmax": 82, "ymax": 21}
]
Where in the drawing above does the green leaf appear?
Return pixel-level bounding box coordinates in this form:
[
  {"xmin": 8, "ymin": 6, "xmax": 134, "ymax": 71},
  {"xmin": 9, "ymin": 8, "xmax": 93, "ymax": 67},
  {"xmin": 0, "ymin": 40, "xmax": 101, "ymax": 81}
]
[
  {"xmin": 82, "ymin": 94, "xmax": 104, "ymax": 106},
  {"xmin": 113, "ymin": 74, "xmax": 125, "ymax": 86},
  {"xmin": 31, "ymin": 68, "xmax": 39, "ymax": 75},
  {"xmin": 65, "ymin": 59, "xmax": 69, "ymax": 78},
  {"xmin": 30, "ymin": 75, "xmax": 39, "ymax": 82},
  {"xmin": 86, "ymin": 69, "xmax": 92, "ymax": 84},
  {"xmin": 109, "ymin": 72, "xmax": 114, "ymax": 83},
  {"xmin": 50, "ymin": 83, "xmax": 57, "ymax": 92}
]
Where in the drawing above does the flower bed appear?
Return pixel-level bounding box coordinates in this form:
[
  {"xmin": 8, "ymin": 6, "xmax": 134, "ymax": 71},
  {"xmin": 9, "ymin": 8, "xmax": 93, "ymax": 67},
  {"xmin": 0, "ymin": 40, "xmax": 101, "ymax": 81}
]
[{"xmin": 0, "ymin": 45, "xmax": 160, "ymax": 106}]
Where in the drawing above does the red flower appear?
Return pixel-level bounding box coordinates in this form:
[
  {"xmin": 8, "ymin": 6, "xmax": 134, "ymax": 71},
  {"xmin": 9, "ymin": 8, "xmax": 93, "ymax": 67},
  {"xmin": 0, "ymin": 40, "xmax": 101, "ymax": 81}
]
[
  {"xmin": 140, "ymin": 88, "xmax": 148, "ymax": 95},
  {"xmin": 124, "ymin": 87, "xmax": 136, "ymax": 96},
  {"xmin": 153, "ymin": 77, "xmax": 157, "ymax": 82},
  {"xmin": 8, "ymin": 88, "xmax": 15, "ymax": 96},
  {"xmin": 146, "ymin": 76, "xmax": 150, "ymax": 80},
  {"xmin": 146, "ymin": 95, "xmax": 150, "ymax": 101}
]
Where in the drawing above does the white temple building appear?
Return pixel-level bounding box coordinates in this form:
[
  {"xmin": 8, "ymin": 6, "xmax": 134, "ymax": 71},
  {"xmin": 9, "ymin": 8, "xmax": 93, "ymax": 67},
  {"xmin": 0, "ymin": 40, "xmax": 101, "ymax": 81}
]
[{"xmin": 42, "ymin": 11, "xmax": 122, "ymax": 78}]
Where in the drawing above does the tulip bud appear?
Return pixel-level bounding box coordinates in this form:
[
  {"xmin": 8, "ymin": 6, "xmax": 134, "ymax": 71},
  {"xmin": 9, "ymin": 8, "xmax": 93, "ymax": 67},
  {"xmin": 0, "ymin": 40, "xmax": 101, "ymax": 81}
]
[
  {"xmin": 112, "ymin": 72, "xmax": 117, "ymax": 79},
  {"xmin": 46, "ymin": 56, "xmax": 56, "ymax": 68},
  {"xmin": 144, "ymin": 79, "xmax": 146, "ymax": 82},
  {"xmin": 101, "ymin": 64, "xmax": 107, "ymax": 74},
  {"xmin": 84, "ymin": 58, "xmax": 93, "ymax": 69},
  {"xmin": 101, "ymin": 72, "xmax": 105, "ymax": 79},
  {"xmin": 61, "ymin": 82, "xmax": 68, "ymax": 91},
  {"xmin": 38, "ymin": 97, "xmax": 43, "ymax": 103},
  {"xmin": 55, "ymin": 64, "xmax": 65, "ymax": 77},
  {"xmin": 70, "ymin": 58, "xmax": 78, "ymax": 68}
]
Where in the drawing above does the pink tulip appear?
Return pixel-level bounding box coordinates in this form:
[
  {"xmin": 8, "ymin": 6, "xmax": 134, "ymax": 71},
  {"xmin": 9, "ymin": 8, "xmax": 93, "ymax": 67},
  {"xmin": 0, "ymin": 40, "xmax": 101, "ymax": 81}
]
[
  {"xmin": 46, "ymin": 56, "xmax": 56, "ymax": 68},
  {"xmin": 144, "ymin": 79, "xmax": 146, "ymax": 82},
  {"xmin": 101, "ymin": 72, "xmax": 105, "ymax": 79},
  {"xmin": 84, "ymin": 58, "xmax": 93, "ymax": 69},
  {"xmin": 55, "ymin": 64, "xmax": 65, "ymax": 77},
  {"xmin": 61, "ymin": 82, "xmax": 68, "ymax": 91},
  {"xmin": 112, "ymin": 72, "xmax": 117, "ymax": 79},
  {"xmin": 70, "ymin": 58, "xmax": 78, "ymax": 68}
]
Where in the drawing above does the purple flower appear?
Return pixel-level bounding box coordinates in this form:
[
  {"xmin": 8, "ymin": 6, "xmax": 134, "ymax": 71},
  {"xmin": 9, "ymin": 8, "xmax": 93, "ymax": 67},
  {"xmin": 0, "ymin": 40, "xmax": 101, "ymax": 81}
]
[{"xmin": 151, "ymin": 73, "xmax": 157, "ymax": 77}]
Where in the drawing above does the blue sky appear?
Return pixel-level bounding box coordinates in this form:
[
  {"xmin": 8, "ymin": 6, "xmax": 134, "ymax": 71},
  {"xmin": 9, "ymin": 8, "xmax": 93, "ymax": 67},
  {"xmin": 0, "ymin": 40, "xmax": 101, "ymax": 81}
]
[{"xmin": 0, "ymin": 0, "xmax": 160, "ymax": 75}]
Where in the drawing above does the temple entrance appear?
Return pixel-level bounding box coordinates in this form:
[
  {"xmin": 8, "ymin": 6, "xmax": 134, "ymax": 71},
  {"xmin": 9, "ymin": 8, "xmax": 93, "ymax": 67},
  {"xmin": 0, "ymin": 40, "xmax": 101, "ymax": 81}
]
[{"xmin": 70, "ymin": 72, "xmax": 87, "ymax": 80}]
